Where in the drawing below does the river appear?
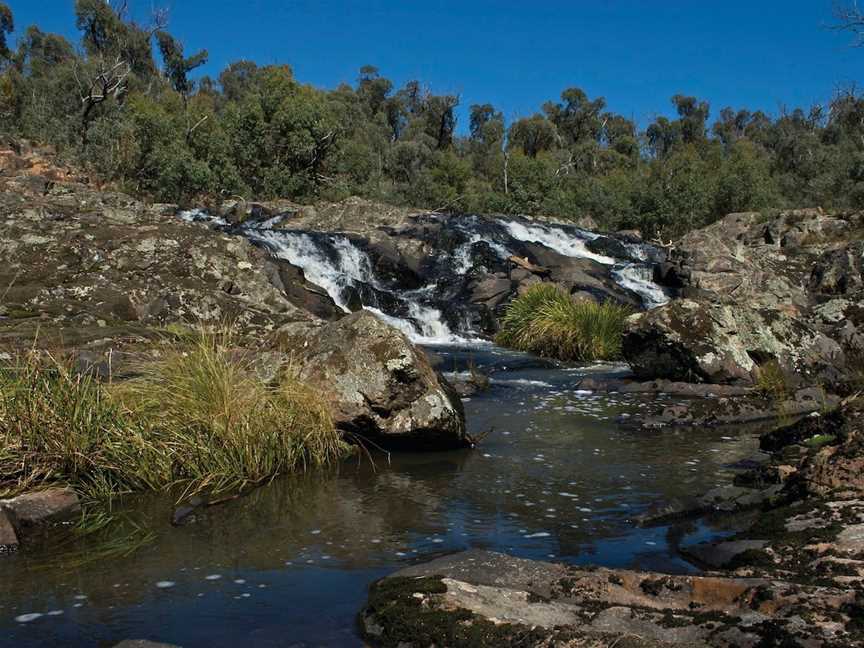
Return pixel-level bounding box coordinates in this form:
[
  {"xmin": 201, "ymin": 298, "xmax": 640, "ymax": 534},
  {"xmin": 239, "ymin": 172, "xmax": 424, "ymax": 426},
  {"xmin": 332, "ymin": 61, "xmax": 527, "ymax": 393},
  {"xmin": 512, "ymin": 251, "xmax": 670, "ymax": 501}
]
[{"xmin": 0, "ymin": 343, "xmax": 761, "ymax": 647}]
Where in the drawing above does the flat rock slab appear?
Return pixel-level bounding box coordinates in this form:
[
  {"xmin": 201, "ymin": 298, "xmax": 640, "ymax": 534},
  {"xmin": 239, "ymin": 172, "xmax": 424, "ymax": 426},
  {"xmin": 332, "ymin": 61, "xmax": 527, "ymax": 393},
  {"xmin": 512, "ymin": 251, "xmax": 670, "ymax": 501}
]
[
  {"xmin": 362, "ymin": 550, "xmax": 864, "ymax": 647},
  {"xmin": 0, "ymin": 509, "xmax": 18, "ymax": 552},
  {"xmin": 1, "ymin": 487, "xmax": 80, "ymax": 528}
]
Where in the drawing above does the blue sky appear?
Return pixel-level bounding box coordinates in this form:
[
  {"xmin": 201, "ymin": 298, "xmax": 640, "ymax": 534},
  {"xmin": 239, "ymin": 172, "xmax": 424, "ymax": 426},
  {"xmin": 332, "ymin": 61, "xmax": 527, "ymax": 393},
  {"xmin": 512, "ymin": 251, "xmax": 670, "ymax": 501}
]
[{"xmin": 6, "ymin": 1, "xmax": 863, "ymax": 132}]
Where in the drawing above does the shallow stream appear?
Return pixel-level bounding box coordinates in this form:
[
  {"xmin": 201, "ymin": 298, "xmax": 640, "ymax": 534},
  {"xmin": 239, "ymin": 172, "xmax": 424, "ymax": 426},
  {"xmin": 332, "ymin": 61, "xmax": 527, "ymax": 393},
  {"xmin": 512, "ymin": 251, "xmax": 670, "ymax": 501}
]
[{"xmin": 0, "ymin": 345, "xmax": 761, "ymax": 647}]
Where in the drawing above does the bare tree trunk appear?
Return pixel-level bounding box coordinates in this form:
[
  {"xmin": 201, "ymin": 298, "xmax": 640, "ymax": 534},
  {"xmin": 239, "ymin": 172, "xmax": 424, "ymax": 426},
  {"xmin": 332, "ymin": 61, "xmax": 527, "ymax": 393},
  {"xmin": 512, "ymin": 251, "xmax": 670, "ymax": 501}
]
[{"xmin": 503, "ymin": 150, "xmax": 509, "ymax": 195}]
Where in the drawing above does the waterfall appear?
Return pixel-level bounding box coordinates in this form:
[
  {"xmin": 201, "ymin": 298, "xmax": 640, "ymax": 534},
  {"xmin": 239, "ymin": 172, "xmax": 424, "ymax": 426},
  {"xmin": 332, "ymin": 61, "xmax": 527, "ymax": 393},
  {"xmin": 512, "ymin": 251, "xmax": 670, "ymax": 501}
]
[
  {"xmin": 500, "ymin": 220, "xmax": 616, "ymax": 265},
  {"xmin": 612, "ymin": 264, "xmax": 669, "ymax": 309},
  {"xmin": 177, "ymin": 209, "xmax": 670, "ymax": 343},
  {"xmin": 243, "ymin": 227, "xmax": 472, "ymax": 345}
]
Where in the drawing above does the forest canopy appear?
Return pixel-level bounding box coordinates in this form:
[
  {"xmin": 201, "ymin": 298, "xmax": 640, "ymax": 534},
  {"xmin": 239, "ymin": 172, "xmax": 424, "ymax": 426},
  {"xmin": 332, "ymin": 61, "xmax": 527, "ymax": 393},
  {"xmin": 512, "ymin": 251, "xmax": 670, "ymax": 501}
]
[{"xmin": 1, "ymin": 1, "xmax": 864, "ymax": 238}]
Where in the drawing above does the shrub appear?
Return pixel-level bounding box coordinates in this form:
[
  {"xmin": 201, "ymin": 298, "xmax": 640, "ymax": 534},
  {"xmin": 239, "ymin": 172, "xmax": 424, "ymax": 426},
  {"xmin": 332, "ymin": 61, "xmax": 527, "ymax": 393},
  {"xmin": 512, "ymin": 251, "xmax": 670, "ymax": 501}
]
[{"xmin": 495, "ymin": 284, "xmax": 630, "ymax": 361}]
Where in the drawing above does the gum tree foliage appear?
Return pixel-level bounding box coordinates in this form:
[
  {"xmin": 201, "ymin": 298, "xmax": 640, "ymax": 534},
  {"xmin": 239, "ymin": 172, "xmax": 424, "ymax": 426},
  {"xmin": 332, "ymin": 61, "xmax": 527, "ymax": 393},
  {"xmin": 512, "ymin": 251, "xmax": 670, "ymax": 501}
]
[
  {"xmin": 2, "ymin": 3, "xmax": 864, "ymax": 234},
  {"xmin": 0, "ymin": 2, "xmax": 13, "ymax": 60}
]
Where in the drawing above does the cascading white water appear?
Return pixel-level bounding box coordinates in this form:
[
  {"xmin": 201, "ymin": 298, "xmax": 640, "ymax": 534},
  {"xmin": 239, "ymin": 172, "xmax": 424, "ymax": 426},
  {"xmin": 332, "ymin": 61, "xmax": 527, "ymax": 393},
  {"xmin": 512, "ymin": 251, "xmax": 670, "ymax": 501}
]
[
  {"xmin": 244, "ymin": 228, "xmax": 471, "ymax": 344},
  {"xmin": 177, "ymin": 208, "xmax": 671, "ymax": 342},
  {"xmin": 612, "ymin": 264, "xmax": 669, "ymax": 309},
  {"xmin": 246, "ymin": 230, "xmax": 371, "ymax": 312},
  {"xmin": 501, "ymin": 220, "xmax": 616, "ymax": 265}
]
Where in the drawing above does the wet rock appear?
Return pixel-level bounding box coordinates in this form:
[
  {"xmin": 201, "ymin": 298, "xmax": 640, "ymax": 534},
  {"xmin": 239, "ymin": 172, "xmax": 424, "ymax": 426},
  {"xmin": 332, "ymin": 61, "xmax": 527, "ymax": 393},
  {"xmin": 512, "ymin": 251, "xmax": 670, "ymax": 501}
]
[
  {"xmin": 684, "ymin": 539, "xmax": 769, "ymax": 569},
  {"xmin": 0, "ymin": 509, "xmax": 18, "ymax": 553},
  {"xmin": 1, "ymin": 487, "xmax": 80, "ymax": 528},
  {"xmin": 638, "ymin": 388, "xmax": 838, "ymax": 430},
  {"xmin": 578, "ymin": 377, "xmax": 753, "ymax": 397},
  {"xmin": 468, "ymin": 275, "xmax": 513, "ymax": 309},
  {"xmin": 278, "ymin": 311, "xmax": 467, "ymax": 449}
]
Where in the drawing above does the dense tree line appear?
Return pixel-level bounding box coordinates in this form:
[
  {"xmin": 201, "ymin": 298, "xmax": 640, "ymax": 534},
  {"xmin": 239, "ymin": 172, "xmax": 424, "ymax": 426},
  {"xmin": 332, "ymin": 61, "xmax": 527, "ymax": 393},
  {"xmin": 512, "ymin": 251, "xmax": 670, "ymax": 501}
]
[{"xmin": 1, "ymin": 1, "xmax": 864, "ymax": 238}]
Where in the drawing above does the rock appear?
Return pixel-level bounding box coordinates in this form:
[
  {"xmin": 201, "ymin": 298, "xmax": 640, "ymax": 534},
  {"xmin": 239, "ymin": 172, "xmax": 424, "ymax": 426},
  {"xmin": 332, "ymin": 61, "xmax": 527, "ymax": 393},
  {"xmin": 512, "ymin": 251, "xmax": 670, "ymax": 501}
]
[
  {"xmin": 361, "ymin": 549, "xmax": 861, "ymax": 648},
  {"xmin": 0, "ymin": 509, "xmax": 18, "ymax": 552},
  {"xmin": 578, "ymin": 376, "xmax": 754, "ymax": 397},
  {"xmin": 1, "ymin": 487, "xmax": 80, "ymax": 528},
  {"xmin": 624, "ymin": 299, "xmax": 844, "ymax": 385},
  {"xmin": 113, "ymin": 641, "xmax": 182, "ymax": 648},
  {"xmin": 684, "ymin": 540, "xmax": 769, "ymax": 569},
  {"xmin": 468, "ymin": 275, "xmax": 513, "ymax": 309},
  {"xmin": 278, "ymin": 311, "xmax": 467, "ymax": 449},
  {"xmin": 623, "ymin": 209, "xmax": 864, "ymax": 390}
]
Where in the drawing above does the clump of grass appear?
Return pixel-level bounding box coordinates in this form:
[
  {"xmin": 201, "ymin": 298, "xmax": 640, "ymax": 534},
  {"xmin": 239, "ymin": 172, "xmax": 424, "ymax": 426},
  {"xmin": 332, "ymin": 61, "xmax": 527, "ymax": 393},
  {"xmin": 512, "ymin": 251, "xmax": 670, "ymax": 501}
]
[
  {"xmin": 756, "ymin": 360, "xmax": 790, "ymax": 400},
  {"xmin": 0, "ymin": 354, "xmax": 138, "ymax": 497},
  {"xmin": 495, "ymin": 284, "xmax": 631, "ymax": 361},
  {"xmin": 119, "ymin": 331, "xmax": 347, "ymax": 496},
  {"xmin": 0, "ymin": 331, "xmax": 349, "ymax": 501}
]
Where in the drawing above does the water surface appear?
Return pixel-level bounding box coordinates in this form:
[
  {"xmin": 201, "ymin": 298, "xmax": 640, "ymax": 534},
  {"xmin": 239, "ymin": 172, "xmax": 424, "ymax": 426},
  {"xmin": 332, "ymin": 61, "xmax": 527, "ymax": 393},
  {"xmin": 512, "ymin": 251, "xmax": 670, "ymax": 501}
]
[{"xmin": 0, "ymin": 346, "xmax": 760, "ymax": 647}]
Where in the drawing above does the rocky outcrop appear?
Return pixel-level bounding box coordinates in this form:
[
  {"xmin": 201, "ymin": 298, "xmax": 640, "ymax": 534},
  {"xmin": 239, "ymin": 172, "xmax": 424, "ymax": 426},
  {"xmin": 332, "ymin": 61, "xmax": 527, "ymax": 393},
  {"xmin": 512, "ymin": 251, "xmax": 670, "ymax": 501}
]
[
  {"xmin": 625, "ymin": 209, "xmax": 864, "ymax": 388},
  {"xmin": 0, "ymin": 145, "xmax": 469, "ymax": 450},
  {"xmin": 0, "ymin": 152, "xmax": 323, "ymax": 353},
  {"xmin": 277, "ymin": 311, "xmax": 467, "ymax": 449},
  {"xmin": 361, "ymin": 550, "xmax": 863, "ymax": 647}
]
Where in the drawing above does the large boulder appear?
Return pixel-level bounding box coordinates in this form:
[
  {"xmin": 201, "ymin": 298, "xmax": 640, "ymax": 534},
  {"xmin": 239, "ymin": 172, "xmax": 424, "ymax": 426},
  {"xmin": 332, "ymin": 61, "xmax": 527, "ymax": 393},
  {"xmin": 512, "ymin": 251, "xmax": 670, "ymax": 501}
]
[
  {"xmin": 627, "ymin": 210, "xmax": 864, "ymax": 387},
  {"xmin": 624, "ymin": 298, "xmax": 844, "ymax": 385},
  {"xmin": 278, "ymin": 311, "xmax": 467, "ymax": 450}
]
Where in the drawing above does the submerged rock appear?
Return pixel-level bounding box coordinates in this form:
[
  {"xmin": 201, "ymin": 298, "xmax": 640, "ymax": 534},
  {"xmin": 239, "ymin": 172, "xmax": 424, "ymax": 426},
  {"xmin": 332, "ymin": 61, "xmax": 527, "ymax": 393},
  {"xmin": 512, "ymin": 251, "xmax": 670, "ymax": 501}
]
[
  {"xmin": 0, "ymin": 509, "xmax": 18, "ymax": 553},
  {"xmin": 279, "ymin": 311, "xmax": 467, "ymax": 449}
]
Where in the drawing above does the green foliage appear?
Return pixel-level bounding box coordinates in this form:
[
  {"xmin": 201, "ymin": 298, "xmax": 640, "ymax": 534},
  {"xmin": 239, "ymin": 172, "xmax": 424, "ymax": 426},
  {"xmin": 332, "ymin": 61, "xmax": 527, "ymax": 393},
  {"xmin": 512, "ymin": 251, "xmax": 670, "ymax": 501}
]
[
  {"xmin": 495, "ymin": 284, "xmax": 631, "ymax": 361},
  {"xmin": 156, "ymin": 31, "xmax": 208, "ymax": 98},
  {"xmin": 4, "ymin": 7, "xmax": 864, "ymax": 236},
  {"xmin": 0, "ymin": 335, "xmax": 348, "ymax": 500},
  {"xmin": 0, "ymin": 2, "xmax": 13, "ymax": 60},
  {"xmin": 756, "ymin": 360, "xmax": 791, "ymax": 400}
]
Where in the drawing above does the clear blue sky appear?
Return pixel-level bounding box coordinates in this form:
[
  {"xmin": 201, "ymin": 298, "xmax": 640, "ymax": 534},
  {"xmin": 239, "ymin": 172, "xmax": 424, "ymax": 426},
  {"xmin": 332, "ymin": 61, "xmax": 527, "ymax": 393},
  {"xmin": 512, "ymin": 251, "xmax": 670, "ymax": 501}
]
[{"xmin": 6, "ymin": 1, "xmax": 863, "ymax": 132}]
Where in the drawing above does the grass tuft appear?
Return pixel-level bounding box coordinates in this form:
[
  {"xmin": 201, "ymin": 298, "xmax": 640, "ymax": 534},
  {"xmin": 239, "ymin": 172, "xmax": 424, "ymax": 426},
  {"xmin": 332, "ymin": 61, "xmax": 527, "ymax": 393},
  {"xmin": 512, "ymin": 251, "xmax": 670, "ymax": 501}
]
[
  {"xmin": 495, "ymin": 284, "xmax": 631, "ymax": 361},
  {"xmin": 0, "ymin": 330, "xmax": 349, "ymax": 501}
]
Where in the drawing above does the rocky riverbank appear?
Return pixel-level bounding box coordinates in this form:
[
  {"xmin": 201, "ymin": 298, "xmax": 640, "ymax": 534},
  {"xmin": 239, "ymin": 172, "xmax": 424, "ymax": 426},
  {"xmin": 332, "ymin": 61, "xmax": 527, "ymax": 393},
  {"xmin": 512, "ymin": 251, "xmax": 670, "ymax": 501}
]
[
  {"xmin": 4, "ymin": 143, "xmax": 864, "ymax": 645},
  {"xmin": 361, "ymin": 400, "xmax": 864, "ymax": 647},
  {"xmin": 359, "ymin": 206, "xmax": 864, "ymax": 646}
]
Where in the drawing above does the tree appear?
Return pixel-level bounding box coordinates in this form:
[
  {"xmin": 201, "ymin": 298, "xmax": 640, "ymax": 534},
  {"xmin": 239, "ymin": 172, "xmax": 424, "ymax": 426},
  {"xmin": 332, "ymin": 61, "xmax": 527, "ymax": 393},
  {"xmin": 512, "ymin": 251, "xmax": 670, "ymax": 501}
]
[
  {"xmin": 75, "ymin": 0, "xmax": 159, "ymax": 78},
  {"xmin": 508, "ymin": 115, "xmax": 558, "ymax": 158},
  {"xmin": 0, "ymin": 2, "xmax": 13, "ymax": 61},
  {"xmin": 156, "ymin": 31, "xmax": 208, "ymax": 101},
  {"xmin": 219, "ymin": 60, "xmax": 258, "ymax": 103},
  {"xmin": 835, "ymin": 1, "xmax": 864, "ymax": 45},
  {"xmin": 356, "ymin": 65, "xmax": 392, "ymax": 116},
  {"xmin": 543, "ymin": 87, "xmax": 606, "ymax": 146},
  {"xmin": 672, "ymin": 94, "xmax": 710, "ymax": 144}
]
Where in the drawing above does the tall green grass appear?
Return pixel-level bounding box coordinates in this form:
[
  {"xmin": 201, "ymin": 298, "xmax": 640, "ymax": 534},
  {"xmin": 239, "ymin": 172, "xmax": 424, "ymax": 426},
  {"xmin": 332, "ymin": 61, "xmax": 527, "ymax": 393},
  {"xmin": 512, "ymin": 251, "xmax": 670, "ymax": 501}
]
[
  {"xmin": 495, "ymin": 284, "xmax": 631, "ymax": 361},
  {"xmin": 0, "ymin": 333, "xmax": 348, "ymax": 501}
]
